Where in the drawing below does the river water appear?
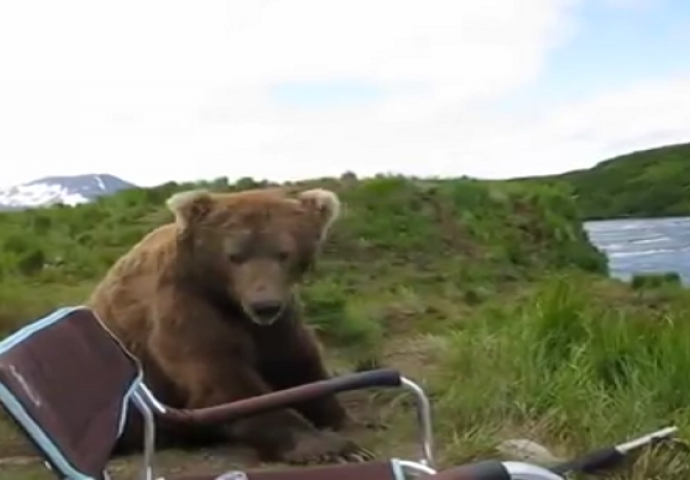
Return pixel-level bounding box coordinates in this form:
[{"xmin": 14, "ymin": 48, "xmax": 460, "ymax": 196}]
[{"xmin": 584, "ymin": 217, "xmax": 690, "ymax": 285}]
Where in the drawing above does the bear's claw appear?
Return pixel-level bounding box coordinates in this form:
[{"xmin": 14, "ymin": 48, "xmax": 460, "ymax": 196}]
[{"xmin": 280, "ymin": 431, "xmax": 375, "ymax": 465}]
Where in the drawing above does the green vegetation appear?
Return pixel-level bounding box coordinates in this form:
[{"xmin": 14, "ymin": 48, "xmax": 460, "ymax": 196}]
[
  {"xmin": 519, "ymin": 142, "xmax": 690, "ymax": 220},
  {"xmin": 2, "ymin": 174, "xmax": 690, "ymax": 479},
  {"xmin": 630, "ymin": 272, "xmax": 683, "ymax": 290}
]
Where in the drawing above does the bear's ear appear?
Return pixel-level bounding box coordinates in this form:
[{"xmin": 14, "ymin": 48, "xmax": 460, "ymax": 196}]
[
  {"xmin": 166, "ymin": 189, "xmax": 214, "ymax": 228},
  {"xmin": 297, "ymin": 188, "xmax": 342, "ymax": 241}
]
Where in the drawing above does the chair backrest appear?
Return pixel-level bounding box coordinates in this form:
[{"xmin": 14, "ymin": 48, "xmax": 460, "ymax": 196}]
[{"xmin": 0, "ymin": 306, "xmax": 143, "ymax": 479}]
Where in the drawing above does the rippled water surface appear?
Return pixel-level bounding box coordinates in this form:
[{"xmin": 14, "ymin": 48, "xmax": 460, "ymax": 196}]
[{"xmin": 584, "ymin": 217, "xmax": 690, "ymax": 284}]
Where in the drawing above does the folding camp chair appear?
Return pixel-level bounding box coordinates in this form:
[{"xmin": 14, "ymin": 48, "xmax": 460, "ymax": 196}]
[{"xmin": 0, "ymin": 306, "xmax": 437, "ymax": 480}]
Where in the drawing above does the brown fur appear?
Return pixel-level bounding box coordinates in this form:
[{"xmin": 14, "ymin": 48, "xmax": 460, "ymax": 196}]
[{"xmin": 86, "ymin": 187, "xmax": 369, "ymax": 464}]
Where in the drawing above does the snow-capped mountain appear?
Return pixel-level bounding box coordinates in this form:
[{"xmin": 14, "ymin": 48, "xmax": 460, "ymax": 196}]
[{"xmin": 0, "ymin": 174, "xmax": 137, "ymax": 210}]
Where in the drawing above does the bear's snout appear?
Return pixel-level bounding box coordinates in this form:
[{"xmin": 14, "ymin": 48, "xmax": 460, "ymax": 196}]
[{"xmin": 246, "ymin": 299, "xmax": 284, "ymax": 325}]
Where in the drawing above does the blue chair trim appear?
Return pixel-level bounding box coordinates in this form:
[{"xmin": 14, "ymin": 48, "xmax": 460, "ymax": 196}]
[
  {"xmin": 390, "ymin": 458, "xmax": 406, "ymax": 480},
  {"xmin": 0, "ymin": 306, "xmax": 144, "ymax": 479}
]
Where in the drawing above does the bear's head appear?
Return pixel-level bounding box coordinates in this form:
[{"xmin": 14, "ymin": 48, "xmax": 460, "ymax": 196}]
[{"xmin": 166, "ymin": 187, "xmax": 341, "ymax": 326}]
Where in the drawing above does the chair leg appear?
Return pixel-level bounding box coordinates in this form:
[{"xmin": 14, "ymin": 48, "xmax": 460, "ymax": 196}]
[{"xmin": 132, "ymin": 391, "xmax": 157, "ymax": 480}]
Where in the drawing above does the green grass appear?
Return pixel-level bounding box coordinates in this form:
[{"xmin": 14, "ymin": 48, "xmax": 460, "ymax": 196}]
[
  {"xmin": 433, "ymin": 277, "xmax": 690, "ymax": 466},
  {"xmin": 1, "ymin": 174, "xmax": 690, "ymax": 478},
  {"xmin": 631, "ymin": 272, "xmax": 683, "ymax": 290}
]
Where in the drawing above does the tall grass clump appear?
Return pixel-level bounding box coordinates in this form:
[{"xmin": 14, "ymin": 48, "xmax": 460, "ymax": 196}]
[
  {"xmin": 434, "ymin": 274, "xmax": 690, "ymax": 475},
  {"xmin": 630, "ymin": 272, "xmax": 683, "ymax": 290}
]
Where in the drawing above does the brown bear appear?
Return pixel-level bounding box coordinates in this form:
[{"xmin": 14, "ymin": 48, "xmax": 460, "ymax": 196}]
[{"xmin": 85, "ymin": 186, "xmax": 371, "ymax": 465}]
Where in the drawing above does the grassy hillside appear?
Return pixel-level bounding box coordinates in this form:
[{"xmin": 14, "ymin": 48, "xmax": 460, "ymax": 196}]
[
  {"xmin": 2, "ymin": 175, "xmax": 690, "ymax": 479},
  {"xmin": 522, "ymin": 142, "xmax": 690, "ymax": 220}
]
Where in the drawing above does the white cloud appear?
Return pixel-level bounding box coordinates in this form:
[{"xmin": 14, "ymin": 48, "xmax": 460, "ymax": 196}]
[
  {"xmin": 603, "ymin": 0, "xmax": 662, "ymax": 11},
  {"xmin": 0, "ymin": 0, "xmax": 689, "ymax": 189},
  {"xmin": 484, "ymin": 76, "xmax": 690, "ymax": 178}
]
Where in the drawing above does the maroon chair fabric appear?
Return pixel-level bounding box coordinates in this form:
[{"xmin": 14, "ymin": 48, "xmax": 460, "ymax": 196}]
[{"xmin": 0, "ymin": 306, "xmax": 142, "ymax": 479}]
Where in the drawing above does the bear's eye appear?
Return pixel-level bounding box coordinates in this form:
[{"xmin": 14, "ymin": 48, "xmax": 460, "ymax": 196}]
[
  {"xmin": 228, "ymin": 253, "xmax": 245, "ymax": 264},
  {"xmin": 276, "ymin": 251, "xmax": 290, "ymax": 262}
]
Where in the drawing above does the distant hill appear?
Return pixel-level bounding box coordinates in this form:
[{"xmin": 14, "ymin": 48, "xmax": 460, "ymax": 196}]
[
  {"xmin": 0, "ymin": 174, "xmax": 137, "ymax": 211},
  {"xmin": 519, "ymin": 142, "xmax": 690, "ymax": 220}
]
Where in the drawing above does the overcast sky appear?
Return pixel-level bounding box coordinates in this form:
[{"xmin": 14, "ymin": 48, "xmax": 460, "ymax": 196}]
[{"xmin": 1, "ymin": 0, "xmax": 690, "ymax": 188}]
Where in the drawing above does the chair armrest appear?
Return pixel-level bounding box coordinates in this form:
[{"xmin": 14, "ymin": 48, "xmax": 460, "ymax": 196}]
[{"xmin": 145, "ymin": 368, "xmax": 402, "ymax": 425}]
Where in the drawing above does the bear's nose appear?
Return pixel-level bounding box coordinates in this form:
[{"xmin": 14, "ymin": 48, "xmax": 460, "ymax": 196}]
[{"xmin": 248, "ymin": 300, "xmax": 284, "ymax": 324}]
